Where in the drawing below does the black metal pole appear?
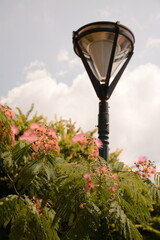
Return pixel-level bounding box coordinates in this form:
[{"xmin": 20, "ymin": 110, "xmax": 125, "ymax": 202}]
[{"xmin": 98, "ymin": 100, "xmax": 109, "ymax": 161}]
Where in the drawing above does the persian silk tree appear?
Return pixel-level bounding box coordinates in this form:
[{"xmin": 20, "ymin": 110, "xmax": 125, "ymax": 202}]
[{"xmin": 0, "ymin": 104, "xmax": 160, "ymax": 240}]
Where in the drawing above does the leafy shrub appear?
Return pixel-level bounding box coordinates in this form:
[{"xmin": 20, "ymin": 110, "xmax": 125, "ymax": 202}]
[{"xmin": 0, "ymin": 104, "xmax": 160, "ymax": 240}]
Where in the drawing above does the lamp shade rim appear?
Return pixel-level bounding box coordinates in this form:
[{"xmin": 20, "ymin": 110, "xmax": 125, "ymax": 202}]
[{"xmin": 73, "ymin": 21, "xmax": 135, "ymax": 45}]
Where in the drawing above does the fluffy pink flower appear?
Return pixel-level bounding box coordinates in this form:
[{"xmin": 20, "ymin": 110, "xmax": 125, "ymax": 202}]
[
  {"xmin": 19, "ymin": 130, "xmax": 38, "ymax": 143},
  {"xmin": 31, "ymin": 152, "xmax": 37, "ymax": 159},
  {"xmin": 100, "ymin": 166, "xmax": 108, "ymax": 173},
  {"xmin": 142, "ymin": 173, "xmax": 148, "ymax": 178},
  {"xmin": 21, "ymin": 129, "xmax": 33, "ymax": 137},
  {"xmin": 109, "ymin": 186, "xmax": 116, "ymax": 193},
  {"xmin": 32, "ymin": 142, "xmax": 41, "ymax": 152},
  {"xmin": 72, "ymin": 133, "xmax": 88, "ymax": 146},
  {"xmin": 83, "ymin": 173, "xmax": 91, "ymax": 181},
  {"xmin": 11, "ymin": 124, "xmax": 19, "ymax": 135},
  {"xmin": 87, "ymin": 182, "xmax": 95, "ymax": 189},
  {"xmin": 47, "ymin": 127, "xmax": 57, "ymax": 138},
  {"xmin": 93, "ymin": 138, "xmax": 103, "ymax": 148},
  {"xmin": 95, "ymin": 166, "xmax": 108, "ymax": 175},
  {"xmin": 110, "ymin": 173, "xmax": 118, "ymax": 180},
  {"xmin": 79, "ymin": 203, "xmax": 85, "ymax": 209},
  {"xmin": 134, "ymin": 155, "xmax": 156, "ymax": 179},
  {"xmin": 30, "ymin": 122, "xmax": 40, "ymax": 129},
  {"xmin": 37, "ymin": 125, "xmax": 46, "ymax": 133},
  {"xmin": 136, "ymin": 156, "xmax": 147, "ymax": 164},
  {"xmin": 20, "ymin": 123, "xmax": 60, "ymax": 154},
  {"xmin": 114, "ymin": 182, "xmax": 119, "ymax": 187},
  {"xmin": 85, "ymin": 181, "xmax": 95, "ymax": 192},
  {"xmin": 149, "ymin": 167, "xmax": 156, "ymax": 175},
  {"xmin": 31, "ymin": 196, "xmax": 43, "ymax": 215},
  {"xmin": 5, "ymin": 109, "xmax": 14, "ymax": 119},
  {"xmin": 0, "ymin": 122, "xmax": 4, "ymax": 126},
  {"xmin": 0, "ymin": 105, "xmax": 14, "ymax": 119}
]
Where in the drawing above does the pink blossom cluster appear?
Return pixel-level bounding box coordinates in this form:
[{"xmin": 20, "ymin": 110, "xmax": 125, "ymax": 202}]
[
  {"xmin": 0, "ymin": 105, "xmax": 19, "ymax": 145},
  {"xmin": 95, "ymin": 166, "xmax": 108, "ymax": 176},
  {"xmin": 0, "ymin": 104, "xmax": 14, "ymax": 119},
  {"xmin": 83, "ymin": 169, "xmax": 119, "ymax": 197},
  {"xmin": 135, "ymin": 156, "xmax": 156, "ymax": 178},
  {"xmin": 95, "ymin": 166, "xmax": 118, "ymax": 180},
  {"xmin": 11, "ymin": 124, "xmax": 19, "ymax": 135},
  {"xmin": 72, "ymin": 133, "xmax": 103, "ymax": 159},
  {"xmin": 31, "ymin": 196, "xmax": 43, "ymax": 215},
  {"xmin": 83, "ymin": 173, "xmax": 95, "ymax": 193},
  {"xmin": 72, "ymin": 134, "xmax": 88, "ymax": 146},
  {"xmin": 95, "ymin": 167, "xmax": 119, "ymax": 196},
  {"xmin": 19, "ymin": 122, "xmax": 60, "ymax": 154},
  {"xmin": 0, "ymin": 105, "xmax": 19, "ymax": 135},
  {"xmin": 107, "ymin": 173, "xmax": 119, "ymax": 198},
  {"xmin": 79, "ymin": 203, "xmax": 85, "ymax": 209}
]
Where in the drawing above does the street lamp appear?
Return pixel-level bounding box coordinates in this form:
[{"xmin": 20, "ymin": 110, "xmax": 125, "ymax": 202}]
[{"xmin": 72, "ymin": 21, "xmax": 135, "ymax": 161}]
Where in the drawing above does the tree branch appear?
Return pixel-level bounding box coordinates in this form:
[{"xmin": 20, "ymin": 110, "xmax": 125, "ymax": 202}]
[{"xmin": 7, "ymin": 173, "xmax": 20, "ymax": 196}]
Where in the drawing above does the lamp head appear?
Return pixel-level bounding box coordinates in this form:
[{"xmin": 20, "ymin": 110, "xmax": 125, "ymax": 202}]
[{"xmin": 73, "ymin": 21, "xmax": 135, "ymax": 99}]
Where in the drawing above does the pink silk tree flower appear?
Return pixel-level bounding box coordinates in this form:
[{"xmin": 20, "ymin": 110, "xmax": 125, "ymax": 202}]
[
  {"xmin": 19, "ymin": 130, "xmax": 38, "ymax": 143},
  {"xmin": 93, "ymin": 138, "xmax": 103, "ymax": 149},
  {"xmin": 83, "ymin": 173, "xmax": 91, "ymax": 181},
  {"xmin": 109, "ymin": 186, "xmax": 116, "ymax": 193},
  {"xmin": 11, "ymin": 124, "xmax": 19, "ymax": 135},
  {"xmin": 110, "ymin": 173, "xmax": 118, "ymax": 180},
  {"xmin": 19, "ymin": 123, "xmax": 60, "ymax": 154},
  {"xmin": 136, "ymin": 156, "xmax": 147, "ymax": 164},
  {"xmin": 85, "ymin": 181, "xmax": 95, "ymax": 192},
  {"xmin": 72, "ymin": 133, "xmax": 88, "ymax": 146},
  {"xmin": 148, "ymin": 167, "xmax": 156, "ymax": 175},
  {"xmin": 5, "ymin": 109, "xmax": 14, "ymax": 119},
  {"xmin": 0, "ymin": 105, "xmax": 14, "ymax": 119},
  {"xmin": 47, "ymin": 127, "xmax": 58, "ymax": 139},
  {"xmin": 30, "ymin": 122, "xmax": 40, "ymax": 129}
]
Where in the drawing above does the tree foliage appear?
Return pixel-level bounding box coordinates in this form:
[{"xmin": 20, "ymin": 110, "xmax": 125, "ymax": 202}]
[{"xmin": 0, "ymin": 104, "xmax": 160, "ymax": 240}]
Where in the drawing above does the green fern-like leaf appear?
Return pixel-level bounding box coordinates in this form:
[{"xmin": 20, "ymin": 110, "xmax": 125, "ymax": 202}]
[
  {"xmin": 109, "ymin": 200, "xmax": 143, "ymax": 240},
  {"xmin": 8, "ymin": 195, "xmax": 59, "ymax": 240},
  {"xmin": 16, "ymin": 153, "xmax": 57, "ymax": 196},
  {"xmin": 12, "ymin": 141, "xmax": 32, "ymax": 167},
  {"xmin": 143, "ymin": 178, "xmax": 160, "ymax": 203},
  {"xmin": 62, "ymin": 202, "xmax": 101, "ymax": 240},
  {"xmin": 0, "ymin": 195, "xmax": 25, "ymax": 227},
  {"xmin": 0, "ymin": 194, "xmax": 60, "ymax": 240},
  {"xmin": 118, "ymin": 171, "xmax": 152, "ymax": 223}
]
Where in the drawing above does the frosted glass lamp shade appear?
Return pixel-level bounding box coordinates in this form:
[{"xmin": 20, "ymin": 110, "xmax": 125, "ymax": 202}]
[{"xmin": 87, "ymin": 40, "xmax": 114, "ymax": 82}]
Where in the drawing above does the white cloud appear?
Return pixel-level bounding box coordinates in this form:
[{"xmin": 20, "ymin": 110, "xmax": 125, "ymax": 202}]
[
  {"xmin": 146, "ymin": 38, "xmax": 160, "ymax": 48},
  {"xmin": 68, "ymin": 58, "xmax": 81, "ymax": 68},
  {"xmin": 110, "ymin": 63, "xmax": 160, "ymax": 165},
  {"xmin": 0, "ymin": 65, "xmax": 97, "ymax": 131},
  {"xmin": 56, "ymin": 49, "xmax": 82, "ymax": 77},
  {"xmin": 57, "ymin": 49, "xmax": 70, "ymax": 62},
  {"xmin": 23, "ymin": 60, "xmax": 46, "ymax": 75},
  {"xmin": 1, "ymin": 63, "xmax": 160, "ymax": 169},
  {"xmin": 57, "ymin": 69, "xmax": 68, "ymax": 77}
]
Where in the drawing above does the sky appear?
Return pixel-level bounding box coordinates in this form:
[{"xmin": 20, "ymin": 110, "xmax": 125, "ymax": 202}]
[{"xmin": 0, "ymin": 0, "xmax": 160, "ymax": 169}]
